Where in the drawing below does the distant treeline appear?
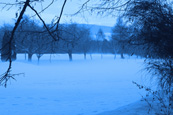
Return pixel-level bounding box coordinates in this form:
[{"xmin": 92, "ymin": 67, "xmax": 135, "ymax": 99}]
[{"xmin": 0, "ymin": 16, "xmax": 148, "ymax": 61}]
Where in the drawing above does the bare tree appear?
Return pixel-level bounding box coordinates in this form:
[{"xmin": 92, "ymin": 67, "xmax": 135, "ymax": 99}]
[
  {"xmin": 77, "ymin": 26, "xmax": 92, "ymax": 60},
  {"xmin": 16, "ymin": 15, "xmax": 42, "ymax": 61},
  {"xmin": 60, "ymin": 24, "xmax": 83, "ymax": 61},
  {"xmin": 35, "ymin": 33, "xmax": 50, "ymax": 63},
  {"xmin": 96, "ymin": 28, "xmax": 105, "ymax": 59},
  {"xmin": 0, "ymin": 0, "xmax": 67, "ymax": 87},
  {"xmin": 111, "ymin": 16, "xmax": 129, "ymax": 59},
  {"xmin": 1, "ymin": 30, "xmax": 16, "ymax": 61},
  {"xmin": 75, "ymin": 0, "xmax": 131, "ymax": 17},
  {"xmin": 126, "ymin": 1, "xmax": 173, "ymax": 114},
  {"xmin": 109, "ymin": 39, "xmax": 118, "ymax": 59}
]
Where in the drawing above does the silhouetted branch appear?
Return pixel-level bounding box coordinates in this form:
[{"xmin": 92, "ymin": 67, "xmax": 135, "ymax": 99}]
[
  {"xmin": 30, "ymin": 0, "xmax": 55, "ymax": 18},
  {"xmin": 28, "ymin": 4, "xmax": 57, "ymax": 41},
  {"xmin": 55, "ymin": 0, "xmax": 67, "ymax": 31},
  {"xmin": 74, "ymin": 0, "xmax": 131, "ymax": 16},
  {"xmin": 0, "ymin": 0, "xmax": 30, "ymax": 87}
]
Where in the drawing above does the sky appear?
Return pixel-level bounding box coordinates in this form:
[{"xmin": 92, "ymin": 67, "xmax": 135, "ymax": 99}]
[{"xmin": 0, "ymin": 0, "xmax": 117, "ymax": 27}]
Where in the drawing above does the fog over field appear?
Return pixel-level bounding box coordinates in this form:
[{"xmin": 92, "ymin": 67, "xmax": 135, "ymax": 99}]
[
  {"xmin": 0, "ymin": 54, "xmax": 149, "ymax": 115},
  {"xmin": 0, "ymin": 0, "xmax": 172, "ymax": 115}
]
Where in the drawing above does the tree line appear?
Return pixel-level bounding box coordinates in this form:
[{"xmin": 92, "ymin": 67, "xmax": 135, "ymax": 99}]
[{"xmin": 0, "ymin": 15, "xmax": 148, "ymax": 62}]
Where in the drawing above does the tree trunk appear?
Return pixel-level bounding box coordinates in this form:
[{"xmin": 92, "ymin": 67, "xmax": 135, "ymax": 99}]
[
  {"xmin": 114, "ymin": 53, "xmax": 116, "ymax": 60},
  {"xmin": 68, "ymin": 51, "xmax": 72, "ymax": 61},
  {"xmin": 49, "ymin": 54, "xmax": 52, "ymax": 63},
  {"xmin": 84, "ymin": 52, "xmax": 86, "ymax": 60},
  {"xmin": 37, "ymin": 57, "xmax": 40, "ymax": 64},
  {"xmin": 121, "ymin": 45, "xmax": 124, "ymax": 59},
  {"xmin": 90, "ymin": 53, "xmax": 92, "ymax": 60},
  {"xmin": 101, "ymin": 53, "xmax": 103, "ymax": 59},
  {"xmin": 25, "ymin": 52, "xmax": 27, "ymax": 60},
  {"xmin": 28, "ymin": 53, "xmax": 33, "ymax": 61},
  {"xmin": 121, "ymin": 53, "xmax": 124, "ymax": 59}
]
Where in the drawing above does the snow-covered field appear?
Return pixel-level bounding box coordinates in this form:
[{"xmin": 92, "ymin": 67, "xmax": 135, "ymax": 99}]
[{"xmin": 0, "ymin": 54, "xmax": 149, "ymax": 115}]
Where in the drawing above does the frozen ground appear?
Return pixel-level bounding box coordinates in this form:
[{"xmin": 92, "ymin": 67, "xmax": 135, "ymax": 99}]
[{"xmin": 0, "ymin": 54, "xmax": 151, "ymax": 115}]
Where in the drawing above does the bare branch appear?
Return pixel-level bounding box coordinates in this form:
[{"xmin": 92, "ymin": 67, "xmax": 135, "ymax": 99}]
[
  {"xmin": 73, "ymin": 0, "xmax": 90, "ymax": 15},
  {"xmin": 0, "ymin": 0, "xmax": 30, "ymax": 87},
  {"xmin": 55, "ymin": 0, "xmax": 67, "ymax": 30},
  {"xmin": 30, "ymin": 0, "xmax": 55, "ymax": 18},
  {"xmin": 28, "ymin": 4, "xmax": 57, "ymax": 41}
]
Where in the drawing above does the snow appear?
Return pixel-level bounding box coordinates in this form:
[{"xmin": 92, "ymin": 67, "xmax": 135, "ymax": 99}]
[
  {"xmin": 0, "ymin": 54, "xmax": 148, "ymax": 115},
  {"xmin": 97, "ymin": 98, "xmax": 155, "ymax": 115}
]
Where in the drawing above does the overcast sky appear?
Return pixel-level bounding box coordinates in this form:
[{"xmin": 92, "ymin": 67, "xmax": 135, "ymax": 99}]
[{"xmin": 0, "ymin": 0, "xmax": 116, "ymax": 27}]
